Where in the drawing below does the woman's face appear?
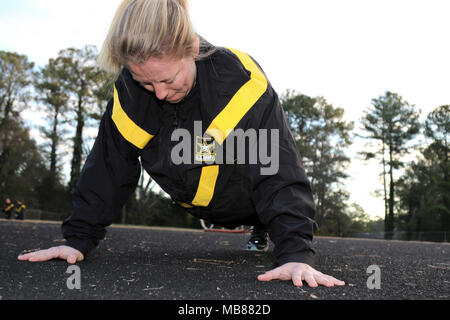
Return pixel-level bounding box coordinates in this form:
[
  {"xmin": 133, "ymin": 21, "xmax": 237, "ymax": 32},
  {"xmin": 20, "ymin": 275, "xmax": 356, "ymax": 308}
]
[{"xmin": 128, "ymin": 53, "xmax": 197, "ymax": 104}]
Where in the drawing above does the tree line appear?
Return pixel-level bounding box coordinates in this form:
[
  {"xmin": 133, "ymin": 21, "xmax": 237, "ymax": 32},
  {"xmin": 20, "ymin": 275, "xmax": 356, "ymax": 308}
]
[{"xmin": 0, "ymin": 46, "xmax": 448, "ymax": 240}]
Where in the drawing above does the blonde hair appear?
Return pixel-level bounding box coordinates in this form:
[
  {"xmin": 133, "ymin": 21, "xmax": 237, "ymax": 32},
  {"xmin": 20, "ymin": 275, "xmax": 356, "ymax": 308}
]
[{"xmin": 98, "ymin": 0, "xmax": 201, "ymax": 74}]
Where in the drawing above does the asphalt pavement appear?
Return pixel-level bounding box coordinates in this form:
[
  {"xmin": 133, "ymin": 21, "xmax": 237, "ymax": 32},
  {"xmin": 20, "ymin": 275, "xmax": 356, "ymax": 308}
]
[{"xmin": 1, "ymin": 219, "xmax": 449, "ymax": 301}]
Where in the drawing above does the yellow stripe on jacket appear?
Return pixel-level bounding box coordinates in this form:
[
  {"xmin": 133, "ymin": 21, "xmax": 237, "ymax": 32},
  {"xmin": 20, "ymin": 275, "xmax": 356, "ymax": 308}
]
[
  {"xmin": 206, "ymin": 48, "xmax": 268, "ymax": 145},
  {"xmin": 112, "ymin": 85, "xmax": 155, "ymax": 149}
]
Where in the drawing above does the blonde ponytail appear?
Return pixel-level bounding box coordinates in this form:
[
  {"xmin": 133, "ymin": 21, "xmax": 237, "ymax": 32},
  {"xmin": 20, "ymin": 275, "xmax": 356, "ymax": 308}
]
[
  {"xmin": 174, "ymin": 0, "xmax": 189, "ymax": 10},
  {"xmin": 97, "ymin": 0, "xmax": 199, "ymax": 74},
  {"xmin": 97, "ymin": 0, "xmax": 135, "ymax": 74}
]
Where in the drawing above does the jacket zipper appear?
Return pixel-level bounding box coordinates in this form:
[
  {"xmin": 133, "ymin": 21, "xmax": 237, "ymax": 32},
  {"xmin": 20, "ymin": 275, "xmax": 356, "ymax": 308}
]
[
  {"xmin": 173, "ymin": 105, "xmax": 180, "ymax": 129},
  {"xmin": 168, "ymin": 105, "xmax": 189, "ymax": 201}
]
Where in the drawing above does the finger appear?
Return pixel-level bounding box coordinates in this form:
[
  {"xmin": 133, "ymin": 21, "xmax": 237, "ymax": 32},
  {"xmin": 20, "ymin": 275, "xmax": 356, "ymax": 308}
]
[
  {"xmin": 317, "ymin": 273, "xmax": 346, "ymax": 287},
  {"xmin": 18, "ymin": 252, "xmax": 34, "ymax": 260},
  {"xmin": 332, "ymin": 277, "xmax": 346, "ymax": 286},
  {"xmin": 18, "ymin": 249, "xmax": 48, "ymax": 259},
  {"xmin": 258, "ymin": 265, "xmax": 291, "ymax": 282},
  {"xmin": 320, "ymin": 273, "xmax": 345, "ymax": 286},
  {"xmin": 292, "ymin": 270, "xmax": 304, "ymax": 287},
  {"xmin": 67, "ymin": 254, "xmax": 79, "ymax": 264},
  {"xmin": 26, "ymin": 248, "xmax": 59, "ymax": 262},
  {"xmin": 28, "ymin": 251, "xmax": 57, "ymax": 262},
  {"xmin": 257, "ymin": 270, "xmax": 279, "ymax": 282},
  {"xmin": 304, "ymin": 270, "xmax": 318, "ymax": 288},
  {"xmin": 315, "ymin": 274, "xmax": 335, "ymax": 287},
  {"xmin": 17, "ymin": 251, "xmax": 46, "ymax": 261}
]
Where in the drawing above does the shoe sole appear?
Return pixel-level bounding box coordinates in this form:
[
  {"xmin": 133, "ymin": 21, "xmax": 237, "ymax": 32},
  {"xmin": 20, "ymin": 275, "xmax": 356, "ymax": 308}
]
[{"xmin": 246, "ymin": 245, "xmax": 269, "ymax": 252}]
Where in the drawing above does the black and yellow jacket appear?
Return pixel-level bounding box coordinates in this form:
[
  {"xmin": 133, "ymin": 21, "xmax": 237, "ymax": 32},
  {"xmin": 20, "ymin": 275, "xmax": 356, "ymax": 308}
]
[
  {"xmin": 3, "ymin": 202, "xmax": 14, "ymax": 214},
  {"xmin": 62, "ymin": 47, "xmax": 318, "ymax": 266},
  {"xmin": 16, "ymin": 203, "xmax": 26, "ymax": 214}
]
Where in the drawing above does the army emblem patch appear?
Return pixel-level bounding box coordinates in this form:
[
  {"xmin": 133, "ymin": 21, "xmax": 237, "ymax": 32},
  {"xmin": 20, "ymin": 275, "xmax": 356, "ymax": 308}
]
[{"xmin": 195, "ymin": 136, "xmax": 216, "ymax": 162}]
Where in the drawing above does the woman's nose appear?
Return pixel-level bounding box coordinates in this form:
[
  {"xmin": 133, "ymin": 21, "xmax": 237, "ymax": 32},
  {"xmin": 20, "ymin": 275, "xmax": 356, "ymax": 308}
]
[{"xmin": 153, "ymin": 83, "xmax": 169, "ymax": 100}]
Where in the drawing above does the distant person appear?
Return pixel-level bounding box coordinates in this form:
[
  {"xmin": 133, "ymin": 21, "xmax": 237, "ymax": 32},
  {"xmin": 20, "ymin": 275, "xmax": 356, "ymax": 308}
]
[
  {"xmin": 15, "ymin": 201, "xmax": 26, "ymax": 220},
  {"xmin": 3, "ymin": 198, "xmax": 15, "ymax": 219},
  {"xmin": 18, "ymin": 0, "xmax": 345, "ymax": 288}
]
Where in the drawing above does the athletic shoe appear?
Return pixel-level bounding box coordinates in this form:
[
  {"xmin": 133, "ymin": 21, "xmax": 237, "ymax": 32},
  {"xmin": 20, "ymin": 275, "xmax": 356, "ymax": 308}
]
[{"xmin": 247, "ymin": 226, "xmax": 269, "ymax": 252}]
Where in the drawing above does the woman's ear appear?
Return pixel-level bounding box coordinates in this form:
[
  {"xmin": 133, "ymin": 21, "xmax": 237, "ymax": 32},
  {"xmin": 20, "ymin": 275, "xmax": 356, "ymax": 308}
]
[{"xmin": 193, "ymin": 36, "xmax": 200, "ymax": 57}]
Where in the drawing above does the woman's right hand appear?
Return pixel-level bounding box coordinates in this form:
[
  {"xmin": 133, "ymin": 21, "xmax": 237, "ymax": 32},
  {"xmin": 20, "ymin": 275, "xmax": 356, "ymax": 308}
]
[{"xmin": 18, "ymin": 245, "xmax": 84, "ymax": 264}]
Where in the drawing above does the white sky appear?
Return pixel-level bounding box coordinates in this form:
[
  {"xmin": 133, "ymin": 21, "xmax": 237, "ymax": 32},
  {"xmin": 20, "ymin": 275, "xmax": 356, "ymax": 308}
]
[{"xmin": 1, "ymin": 0, "xmax": 449, "ymax": 219}]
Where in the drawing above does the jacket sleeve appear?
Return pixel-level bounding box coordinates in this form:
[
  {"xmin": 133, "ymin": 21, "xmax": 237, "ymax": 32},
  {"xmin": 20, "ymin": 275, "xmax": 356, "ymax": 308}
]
[
  {"xmin": 247, "ymin": 86, "xmax": 318, "ymax": 267},
  {"xmin": 61, "ymin": 98, "xmax": 141, "ymax": 257}
]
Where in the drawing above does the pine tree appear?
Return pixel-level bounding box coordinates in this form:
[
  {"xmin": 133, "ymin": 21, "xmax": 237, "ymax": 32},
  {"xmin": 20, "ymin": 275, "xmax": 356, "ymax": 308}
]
[{"xmin": 360, "ymin": 91, "xmax": 420, "ymax": 238}]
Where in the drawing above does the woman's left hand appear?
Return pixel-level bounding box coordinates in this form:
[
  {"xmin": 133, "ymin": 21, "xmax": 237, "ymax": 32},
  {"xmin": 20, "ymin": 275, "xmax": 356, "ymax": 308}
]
[{"xmin": 257, "ymin": 262, "xmax": 345, "ymax": 287}]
